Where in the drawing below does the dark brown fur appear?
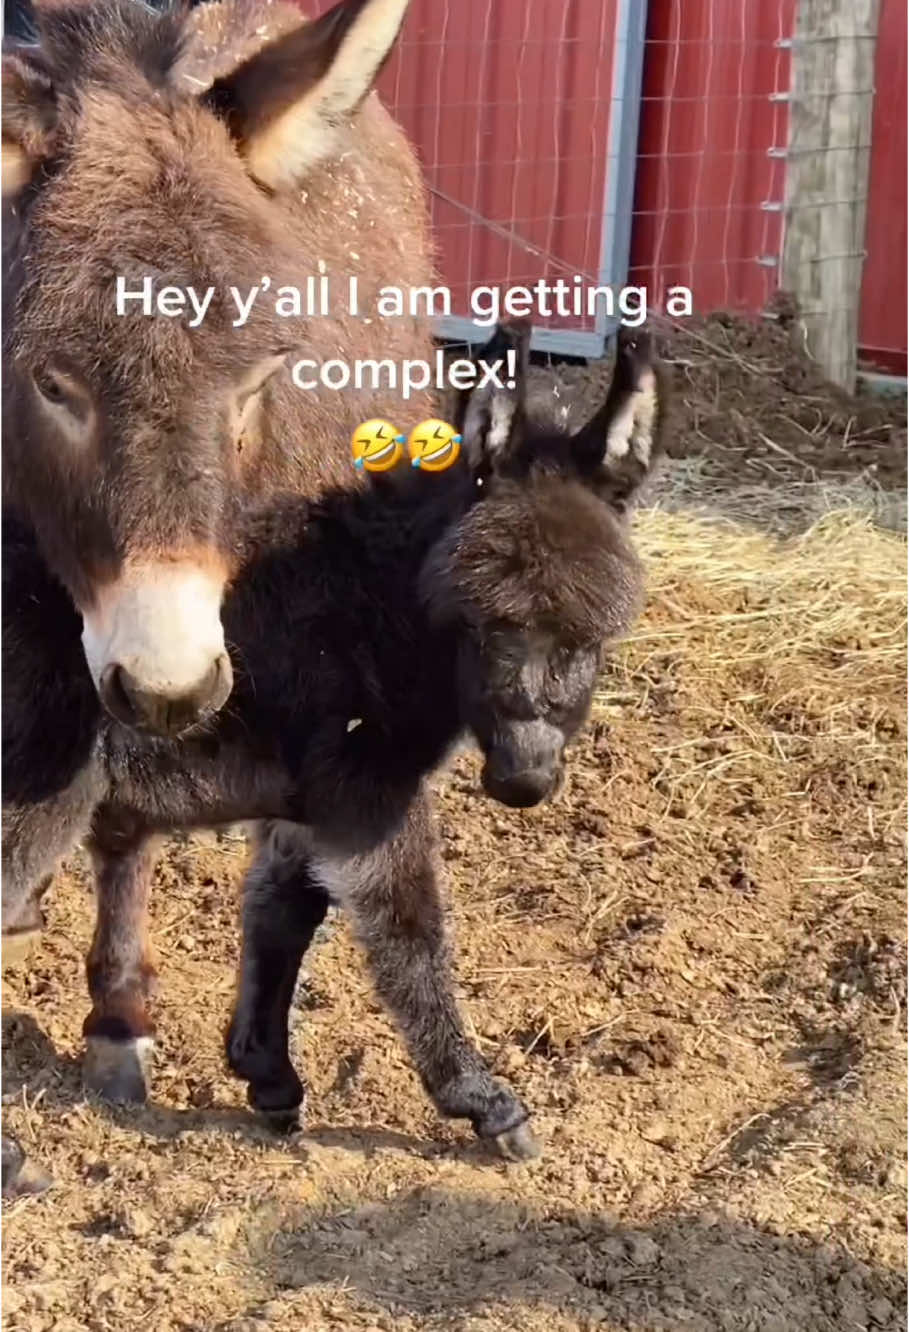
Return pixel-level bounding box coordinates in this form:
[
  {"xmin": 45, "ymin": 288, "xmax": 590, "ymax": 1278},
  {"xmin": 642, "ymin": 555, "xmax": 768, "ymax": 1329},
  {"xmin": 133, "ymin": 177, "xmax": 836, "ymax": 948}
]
[{"xmin": 3, "ymin": 323, "xmax": 665, "ymax": 1171}]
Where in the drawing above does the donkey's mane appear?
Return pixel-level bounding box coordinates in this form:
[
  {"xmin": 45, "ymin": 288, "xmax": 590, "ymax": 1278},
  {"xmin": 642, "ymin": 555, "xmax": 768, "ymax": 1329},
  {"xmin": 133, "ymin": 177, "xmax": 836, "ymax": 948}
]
[
  {"xmin": 19, "ymin": 0, "xmax": 307, "ymax": 101},
  {"xmin": 420, "ymin": 472, "xmax": 642, "ymax": 647},
  {"xmin": 25, "ymin": 0, "xmax": 190, "ymax": 90}
]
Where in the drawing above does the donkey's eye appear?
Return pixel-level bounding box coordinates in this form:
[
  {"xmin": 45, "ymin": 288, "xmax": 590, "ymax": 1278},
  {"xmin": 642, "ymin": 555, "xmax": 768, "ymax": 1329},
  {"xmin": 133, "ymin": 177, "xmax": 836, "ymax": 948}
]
[{"xmin": 33, "ymin": 369, "xmax": 69, "ymax": 405}]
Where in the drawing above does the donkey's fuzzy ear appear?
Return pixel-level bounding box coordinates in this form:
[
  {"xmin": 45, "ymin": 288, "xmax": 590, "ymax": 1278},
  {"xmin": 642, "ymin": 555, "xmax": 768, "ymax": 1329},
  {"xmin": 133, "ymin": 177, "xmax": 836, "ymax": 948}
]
[
  {"xmin": 571, "ymin": 326, "xmax": 665, "ymax": 503},
  {"xmin": 456, "ymin": 318, "xmax": 532, "ymax": 472},
  {"xmin": 2, "ymin": 44, "xmax": 57, "ymax": 197},
  {"xmin": 3, "ymin": 0, "xmax": 36, "ymax": 42},
  {"xmin": 204, "ymin": 0, "xmax": 410, "ymax": 191}
]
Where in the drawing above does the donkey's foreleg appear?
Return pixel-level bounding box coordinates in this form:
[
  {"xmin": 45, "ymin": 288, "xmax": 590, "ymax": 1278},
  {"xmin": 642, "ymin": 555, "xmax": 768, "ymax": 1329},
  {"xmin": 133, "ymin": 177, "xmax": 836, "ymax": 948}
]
[
  {"xmin": 313, "ymin": 795, "xmax": 540, "ymax": 1161},
  {"xmin": 82, "ymin": 814, "xmax": 160, "ymax": 1104},
  {"xmin": 226, "ymin": 821, "xmax": 331, "ymax": 1130}
]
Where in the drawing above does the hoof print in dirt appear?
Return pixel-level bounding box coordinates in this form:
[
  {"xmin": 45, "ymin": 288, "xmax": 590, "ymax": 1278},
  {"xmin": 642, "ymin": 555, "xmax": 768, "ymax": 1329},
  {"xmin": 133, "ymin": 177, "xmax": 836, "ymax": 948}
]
[{"xmin": 83, "ymin": 1036, "xmax": 153, "ymax": 1105}]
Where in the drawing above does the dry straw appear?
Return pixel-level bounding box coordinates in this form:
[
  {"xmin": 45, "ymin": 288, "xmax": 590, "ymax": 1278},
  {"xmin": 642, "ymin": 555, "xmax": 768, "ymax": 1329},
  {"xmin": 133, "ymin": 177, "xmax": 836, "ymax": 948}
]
[{"xmin": 596, "ymin": 504, "xmax": 907, "ymax": 832}]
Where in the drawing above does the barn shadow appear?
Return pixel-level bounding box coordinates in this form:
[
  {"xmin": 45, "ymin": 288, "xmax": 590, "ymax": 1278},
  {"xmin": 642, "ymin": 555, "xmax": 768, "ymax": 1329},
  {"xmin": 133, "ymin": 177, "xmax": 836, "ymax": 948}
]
[{"xmin": 234, "ymin": 1186, "xmax": 908, "ymax": 1331}]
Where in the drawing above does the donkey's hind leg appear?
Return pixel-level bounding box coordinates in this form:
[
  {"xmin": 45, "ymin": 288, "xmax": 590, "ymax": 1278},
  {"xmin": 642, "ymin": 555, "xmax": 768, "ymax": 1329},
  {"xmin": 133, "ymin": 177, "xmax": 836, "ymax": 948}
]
[
  {"xmin": 82, "ymin": 812, "xmax": 160, "ymax": 1104},
  {"xmin": 226, "ymin": 821, "xmax": 331, "ymax": 1129},
  {"xmin": 3, "ymin": 762, "xmax": 104, "ymax": 1194},
  {"xmin": 312, "ymin": 793, "xmax": 540, "ymax": 1162},
  {"xmin": 2, "ymin": 752, "xmax": 105, "ymax": 959}
]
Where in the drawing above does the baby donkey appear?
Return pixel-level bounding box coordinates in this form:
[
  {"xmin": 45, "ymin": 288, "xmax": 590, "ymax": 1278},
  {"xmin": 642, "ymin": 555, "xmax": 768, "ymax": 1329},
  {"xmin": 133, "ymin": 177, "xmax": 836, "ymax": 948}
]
[{"xmin": 4, "ymin": 322, "xmax": 665, "ymax": 1164}]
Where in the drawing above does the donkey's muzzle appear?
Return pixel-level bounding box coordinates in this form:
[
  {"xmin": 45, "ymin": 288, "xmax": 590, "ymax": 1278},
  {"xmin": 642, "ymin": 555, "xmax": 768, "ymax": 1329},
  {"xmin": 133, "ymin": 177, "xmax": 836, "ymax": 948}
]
[
  {"xmin": 100, "ymin": 653, "xmax": 233, "ymax": 737},
  {"xmin": 482, "ymin": 763, "xmax": 557, "ymax": 808},
  {"xmin": 481, "ymin": 721, "xmax": 564, "ymax": 808},
  {"xmin": 482, "ymin": 748, "xmax": 560, "ymax": 808}
]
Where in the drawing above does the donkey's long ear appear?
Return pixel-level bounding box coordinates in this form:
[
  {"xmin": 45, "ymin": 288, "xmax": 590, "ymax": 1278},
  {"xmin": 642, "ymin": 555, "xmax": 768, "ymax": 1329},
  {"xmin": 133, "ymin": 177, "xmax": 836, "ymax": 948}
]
[
  {"xmin": 204, "ymin": 0, "xmax": 410, "ymax": 191},
  {"xmin": 2, "ymin": 38, "xmax": 57, "ymax": 198},
  {"xmin": 3, "ymin": 0, "xmax": 35, "ymax": 42},
  {"xmin": 456, "ymin": 318, "xmax": 532, "ymax": 473},
  {"xmin": 571, "ymin": 326, "xmax": 666, "ymax": 504}
]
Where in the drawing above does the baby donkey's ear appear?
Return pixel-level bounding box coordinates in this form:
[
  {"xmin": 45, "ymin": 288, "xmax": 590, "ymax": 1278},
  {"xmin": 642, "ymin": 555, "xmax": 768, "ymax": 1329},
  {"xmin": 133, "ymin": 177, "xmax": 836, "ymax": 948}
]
[
  {"xmin": 455, "ymin": 318, "xmax": 532, "ymax": 473},
  {"xmin": 571, "ymin": 326, "xmax": 666, "ymax": 506}
]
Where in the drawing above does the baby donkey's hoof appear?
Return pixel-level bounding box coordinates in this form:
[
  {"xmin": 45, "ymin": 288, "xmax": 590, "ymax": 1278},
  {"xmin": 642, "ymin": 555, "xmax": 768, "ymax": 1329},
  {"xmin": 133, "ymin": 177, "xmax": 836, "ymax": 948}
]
[
  {"xmin": 436, "ymin": 1070, "xmax": 541, "ymax": 1163},
  {"xmin": 493, "ymin": 1120, "xmax": 542, "ymax": 1162},
  {"xmin": 2, "ymin": 1134, "xmax": 52, "ymax": 1198}
]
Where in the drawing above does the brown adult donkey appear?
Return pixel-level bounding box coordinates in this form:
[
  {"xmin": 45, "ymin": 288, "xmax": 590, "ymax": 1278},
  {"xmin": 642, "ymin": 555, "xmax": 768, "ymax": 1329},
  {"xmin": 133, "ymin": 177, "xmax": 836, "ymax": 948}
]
[
  {"xmin": 3, "ymin": 0, "xmax": 434, "ymax": 1092},
  {"xmin": 3, "ymin": 0, "xmax": 433, "ymax": 729}
]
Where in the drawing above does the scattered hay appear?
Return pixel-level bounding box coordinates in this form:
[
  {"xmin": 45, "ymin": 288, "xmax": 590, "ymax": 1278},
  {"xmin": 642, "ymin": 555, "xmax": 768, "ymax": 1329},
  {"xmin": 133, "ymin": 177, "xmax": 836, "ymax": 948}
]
[
  {"xmin": 648, "ymin": 455, "xmax": 907, "ymax": 535},
  {"xmin": 4, "ymin": 326, "xmax": 907, "ymax": 1328},
  {"xmin": 596, "ymin": 505, "xmax": 907, "ymax": 836}
]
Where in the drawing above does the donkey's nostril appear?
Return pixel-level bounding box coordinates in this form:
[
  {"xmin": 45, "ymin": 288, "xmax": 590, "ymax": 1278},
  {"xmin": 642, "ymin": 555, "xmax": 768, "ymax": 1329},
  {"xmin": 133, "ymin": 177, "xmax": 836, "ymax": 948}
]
[
  {"xmin": 201, "ymin": 653, "xmax": 234, "ymax": 717},
  {"xmin": 99, "ymin": 663, "xmax": 139, "ymax": 728},
  {"xmin": 98, "ymin": 654, "xmax": 233, "ymax": 736}
]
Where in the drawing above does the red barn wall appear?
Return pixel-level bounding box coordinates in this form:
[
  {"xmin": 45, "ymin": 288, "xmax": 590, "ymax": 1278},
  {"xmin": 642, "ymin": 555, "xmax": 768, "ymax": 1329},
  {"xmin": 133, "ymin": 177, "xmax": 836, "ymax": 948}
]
[
  {"xmin": 305, "ymin": 0, "xmax": 905, "ymax": 369},
  {"xmin": 858, "ymin": 0, "xmax": 907, "ymax": 372},
  {"xmin": 628, "ymin": 0, "xmax": 796, "ymax": 315},
  {"xmin": 310, "ymin": 0, "xmax": 623, "ymax": 342}
]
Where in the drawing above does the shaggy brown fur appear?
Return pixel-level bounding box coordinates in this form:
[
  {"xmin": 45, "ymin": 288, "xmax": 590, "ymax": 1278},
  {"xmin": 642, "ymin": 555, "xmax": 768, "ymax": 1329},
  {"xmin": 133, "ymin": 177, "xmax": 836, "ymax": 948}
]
[
  {"xmin": 3, "ymin": 0, "xmax": 434, "ymax": 636},
  {"xmin": 421, "ymin": 475, "xmax": 643, "ymax": 645}
]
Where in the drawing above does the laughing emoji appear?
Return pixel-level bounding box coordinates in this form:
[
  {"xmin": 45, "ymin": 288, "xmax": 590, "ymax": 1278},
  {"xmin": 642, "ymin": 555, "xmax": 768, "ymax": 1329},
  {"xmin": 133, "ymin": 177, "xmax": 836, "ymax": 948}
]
[
  {"xmin": 407, "ymin": 419, "xmax": 462, "ymax": 472},
  {"xmin": 351, "ymin": 419, "xmax": 405, "ymax": 472}
]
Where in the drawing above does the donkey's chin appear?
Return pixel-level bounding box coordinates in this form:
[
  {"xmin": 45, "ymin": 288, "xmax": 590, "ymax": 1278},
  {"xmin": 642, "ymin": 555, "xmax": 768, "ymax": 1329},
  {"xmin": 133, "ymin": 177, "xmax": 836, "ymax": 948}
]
[{"xmin": 82, "ymin": 558, "xmax": 232, "ymax": 736}]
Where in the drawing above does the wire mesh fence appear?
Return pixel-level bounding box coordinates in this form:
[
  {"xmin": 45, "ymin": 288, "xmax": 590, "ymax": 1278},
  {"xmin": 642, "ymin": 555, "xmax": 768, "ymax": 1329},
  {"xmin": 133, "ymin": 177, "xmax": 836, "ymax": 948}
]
[{"xmin": 314, "ymin": 0, "xmax": 904, "ymax": 377}]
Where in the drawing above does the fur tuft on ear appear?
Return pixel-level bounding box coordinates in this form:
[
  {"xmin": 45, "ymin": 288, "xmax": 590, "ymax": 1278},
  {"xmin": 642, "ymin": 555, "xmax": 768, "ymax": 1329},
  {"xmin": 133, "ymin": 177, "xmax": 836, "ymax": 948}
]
[
  {"xmin": 456, "ymin": 317, "xmax": 532, "ymax": 472},
  {"xmin": 2, "ymin": 44, "xmax": 56, "ymax": 197},
  {"xmin": 204, "ymin": 0, "xmax": 411, "ymax": 191},
  {"xmin": 571, "ymin": 325, "xmax": 667, "ymax": 506}
]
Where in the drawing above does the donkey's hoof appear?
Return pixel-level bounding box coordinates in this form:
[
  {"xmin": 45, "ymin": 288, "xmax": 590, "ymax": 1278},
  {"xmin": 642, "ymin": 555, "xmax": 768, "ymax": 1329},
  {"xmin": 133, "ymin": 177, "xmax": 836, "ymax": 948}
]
[
  {"xmin": 248, "ymin": 1076, "xmax": 305, "ymax": 1135},
  {"xmin": 260, "ymin": 1106, "xmax": 303, "ymax": 1136},
  {"xmin": 2, "ymin": 1136, "xmax": 52, "ymax": 1198},
  {"xmin": 494, "ymin": 1120, "xmax": 542, "ymax": 1162},
  {"xmin": 84, "ymin": 1036, "xmax": 153, "ymax": 1104}
]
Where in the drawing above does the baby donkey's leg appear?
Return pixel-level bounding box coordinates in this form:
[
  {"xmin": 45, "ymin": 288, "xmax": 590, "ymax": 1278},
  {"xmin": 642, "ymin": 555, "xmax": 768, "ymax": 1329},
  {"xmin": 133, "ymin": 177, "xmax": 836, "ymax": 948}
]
[
  {"xmin": 312, "ymin": 793, "xmax": 540, "ymax": 1161},
  {"xmin": 226, "ymin": 821, "xmax": 331, "ymax": 1129}
]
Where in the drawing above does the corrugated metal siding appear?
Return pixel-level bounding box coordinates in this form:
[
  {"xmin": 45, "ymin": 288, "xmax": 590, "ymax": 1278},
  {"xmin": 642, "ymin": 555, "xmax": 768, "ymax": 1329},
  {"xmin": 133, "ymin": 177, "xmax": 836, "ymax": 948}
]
[
  {"xmin": 858, "ymin": 0, "xmax": 907, "ymax": 370},
  {"xmin": 380, "ymin": 1, "xmax": 618, "ymax": 335}
]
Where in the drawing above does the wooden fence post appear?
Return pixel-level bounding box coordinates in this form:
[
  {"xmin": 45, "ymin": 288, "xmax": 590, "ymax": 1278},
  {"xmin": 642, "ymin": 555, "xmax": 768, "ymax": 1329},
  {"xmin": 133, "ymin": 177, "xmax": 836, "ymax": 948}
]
[{"xmin": 781, "ymin": 0, "xmax": 880, "ymax": 392}]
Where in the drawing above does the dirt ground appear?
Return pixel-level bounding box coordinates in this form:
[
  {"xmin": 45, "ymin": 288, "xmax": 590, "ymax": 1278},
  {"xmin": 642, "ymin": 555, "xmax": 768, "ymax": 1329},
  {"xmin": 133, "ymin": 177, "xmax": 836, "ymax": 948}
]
[{"xmin": 3, "ymin": 314, "xmax": 907, "ymax": 1332}]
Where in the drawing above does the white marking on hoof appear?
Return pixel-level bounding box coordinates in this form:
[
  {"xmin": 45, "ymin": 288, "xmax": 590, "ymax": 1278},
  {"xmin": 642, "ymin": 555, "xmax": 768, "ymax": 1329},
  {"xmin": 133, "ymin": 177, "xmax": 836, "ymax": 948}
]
[{"xmin": 83, "ymin": 1036, "xmax": 155, "ymax": 1104}]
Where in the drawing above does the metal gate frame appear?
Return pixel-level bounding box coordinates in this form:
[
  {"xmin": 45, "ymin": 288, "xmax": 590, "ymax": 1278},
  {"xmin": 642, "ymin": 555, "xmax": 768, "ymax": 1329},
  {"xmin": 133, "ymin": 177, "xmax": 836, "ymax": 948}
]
[{"xmin": 433, "ymin": 0, "xmax": 648, "ymax": 358}]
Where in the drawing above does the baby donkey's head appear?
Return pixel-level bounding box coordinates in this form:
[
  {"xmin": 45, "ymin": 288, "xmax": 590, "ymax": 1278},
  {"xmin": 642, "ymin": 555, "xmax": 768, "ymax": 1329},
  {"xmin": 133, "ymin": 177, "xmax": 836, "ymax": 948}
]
[{"xmin": 422, "ymin": 320, "xmax": 666, "ymax": 808}]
